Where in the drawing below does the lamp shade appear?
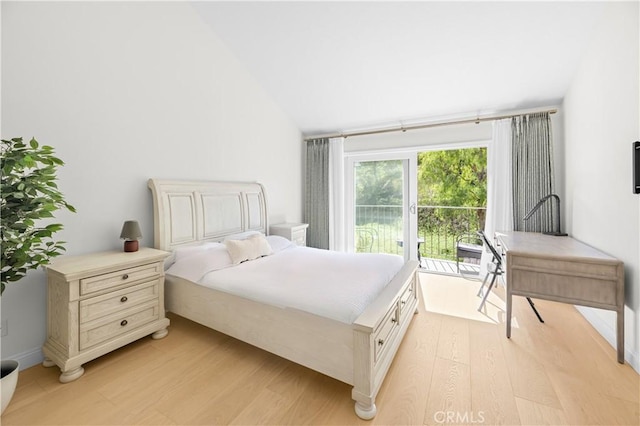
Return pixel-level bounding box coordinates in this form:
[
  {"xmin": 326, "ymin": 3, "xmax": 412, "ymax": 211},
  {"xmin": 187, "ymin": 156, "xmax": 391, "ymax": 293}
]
[{"xmin": 120, "ymin": 220, "xmax": 142, "ymax": 241}]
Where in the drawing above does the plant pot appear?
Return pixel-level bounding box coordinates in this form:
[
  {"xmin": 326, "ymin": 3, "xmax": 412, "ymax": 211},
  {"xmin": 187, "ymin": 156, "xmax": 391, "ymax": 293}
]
[{"xmin": 1, "ymin": 360, "xmax": 19, "ymax": 415}]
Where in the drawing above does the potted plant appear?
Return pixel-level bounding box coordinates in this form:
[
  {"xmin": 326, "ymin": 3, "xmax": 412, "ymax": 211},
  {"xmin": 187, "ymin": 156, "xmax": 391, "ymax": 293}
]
[{"xmin": 0, "ymin": 137, "xmax": 75, "ymax": 414}]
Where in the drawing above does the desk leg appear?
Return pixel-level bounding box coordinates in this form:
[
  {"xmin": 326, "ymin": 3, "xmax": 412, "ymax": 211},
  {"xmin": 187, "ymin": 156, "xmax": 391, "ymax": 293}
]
[
  {"xmin": 617, "ymin": 307, "xmax": 624, "ymax": 363},
  {"xmin": 506, "ymin": 291, "xmax": 512, "ymax": 338}
]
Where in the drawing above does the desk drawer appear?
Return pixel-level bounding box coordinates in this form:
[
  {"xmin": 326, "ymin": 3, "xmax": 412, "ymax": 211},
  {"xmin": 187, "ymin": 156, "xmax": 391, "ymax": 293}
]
[
  {"xmin": 509, "ymin": 255, "xmax": 619, "ymax": 280},
  {"xmin": 511, "ymin": 269, "xmax": 618, "ymax": 307}
]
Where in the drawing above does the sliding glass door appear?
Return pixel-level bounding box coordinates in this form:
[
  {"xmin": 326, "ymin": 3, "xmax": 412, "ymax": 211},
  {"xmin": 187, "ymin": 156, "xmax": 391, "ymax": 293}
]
[{"xmin": 345, "ymin": 152, "xmax": 418, "ymax": 261}]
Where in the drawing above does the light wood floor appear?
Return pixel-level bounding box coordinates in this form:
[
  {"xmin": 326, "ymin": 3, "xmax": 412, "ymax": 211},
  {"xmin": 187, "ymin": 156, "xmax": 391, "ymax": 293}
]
[{"xmin": 3, "ymin": 273, "xmax": 638, "ymax": 425}]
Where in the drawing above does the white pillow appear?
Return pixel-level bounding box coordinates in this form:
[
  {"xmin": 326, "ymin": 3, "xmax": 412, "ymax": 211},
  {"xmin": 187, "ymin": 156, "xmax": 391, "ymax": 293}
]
[
  {"xmin": 173, "ymin": 242, "xmax": 222, "ymax": 262},
  {"xmin": 223, "ymin": 230, "xmax": 263, "ymax": 241},
  {"xmin": 166, "ymin": 244, "xmax": 233, "ymax": 282},
  {"xmin": 224, "ymin": 234, "xmax": 273, "ymax": 264},
  {"xmin": 266, "ymin": 235, "xmax": 296, "ymax": 252}
]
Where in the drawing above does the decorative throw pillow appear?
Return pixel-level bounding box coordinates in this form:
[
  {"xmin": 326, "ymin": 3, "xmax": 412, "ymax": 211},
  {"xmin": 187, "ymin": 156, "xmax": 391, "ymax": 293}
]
[{"xmin": 224, "ymin": 234, "xmax": 273, "ymax": 264}]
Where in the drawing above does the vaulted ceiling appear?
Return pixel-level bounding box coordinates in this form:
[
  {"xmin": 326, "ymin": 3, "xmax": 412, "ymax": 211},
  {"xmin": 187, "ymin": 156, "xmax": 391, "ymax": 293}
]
[{"xmin": 192, "ymin": 1, "xmax": 606, "ymax": 136}]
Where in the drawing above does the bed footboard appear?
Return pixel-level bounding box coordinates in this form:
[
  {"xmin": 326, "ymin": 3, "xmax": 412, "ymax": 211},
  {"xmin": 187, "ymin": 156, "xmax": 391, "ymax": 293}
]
[{"xmin": 352, "ymin": 260, "xmax": 419, "ymax": 419}]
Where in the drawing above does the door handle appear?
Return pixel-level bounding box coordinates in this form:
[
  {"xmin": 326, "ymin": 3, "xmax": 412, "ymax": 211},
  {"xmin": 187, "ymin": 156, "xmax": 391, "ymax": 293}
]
[{"xmin": 409, "ymin": 203, "xmax": 416, "ymax": 214}]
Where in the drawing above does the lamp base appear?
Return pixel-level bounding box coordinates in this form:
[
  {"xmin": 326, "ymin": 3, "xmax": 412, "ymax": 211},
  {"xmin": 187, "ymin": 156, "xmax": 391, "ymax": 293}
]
[{"xmin": 124, "ymin": 240, "xmax": 139, "ymax": 252}]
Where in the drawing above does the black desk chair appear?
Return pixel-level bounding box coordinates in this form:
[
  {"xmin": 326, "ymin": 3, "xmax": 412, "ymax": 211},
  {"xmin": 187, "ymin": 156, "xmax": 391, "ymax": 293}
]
[{"xmin": 477, "ymin": 231, "xmax": 544, "ymax": 323}]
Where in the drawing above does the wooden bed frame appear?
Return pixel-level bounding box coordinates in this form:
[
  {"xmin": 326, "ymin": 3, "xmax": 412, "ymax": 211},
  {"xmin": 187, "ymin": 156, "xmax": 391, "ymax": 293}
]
[{"xmin": 147, "ymin": 179, "xmax": 419, "ymax": 419}]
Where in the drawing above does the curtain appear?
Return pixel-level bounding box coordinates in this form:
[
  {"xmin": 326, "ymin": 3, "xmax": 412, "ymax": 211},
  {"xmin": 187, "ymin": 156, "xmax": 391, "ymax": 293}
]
[
  {"xmin": 328, "ymin": 137, "xmax": 346, "ymax": 251},
  {"xmin": 305, "ymin": 138, "xmax": 330, "ymax": 249},
  {"xmin": 305, "ymin": 137, "xmax": 345, "ymax": 250},
  {"xmin": 481, "ymin": 119, "xmax": 513, "ymax": 276},
  {"xmin": 511, "ymin": 113, "xmax": 555, "ymax": 233}
]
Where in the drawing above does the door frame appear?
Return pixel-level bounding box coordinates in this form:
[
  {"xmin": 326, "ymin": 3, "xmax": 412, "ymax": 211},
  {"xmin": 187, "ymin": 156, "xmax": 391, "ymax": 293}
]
[{"xmin": 345, "ymin": 151, "xmax": 418, "ymax": 261}]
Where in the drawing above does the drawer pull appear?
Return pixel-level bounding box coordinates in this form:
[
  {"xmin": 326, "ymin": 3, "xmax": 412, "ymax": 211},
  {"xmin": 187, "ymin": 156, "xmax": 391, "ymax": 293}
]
[
  {"xmin": 391, "ymin": 317, "xmax": 397, "ymax": 323},
  {"xmin": 120, "ymin": 319, "xmax": 128, "ymax": 327},
  {"xmin": 122, "ymin": 274, "xmax": 129, "ymax": 280},
  {"xmin": 120, "ymin": 296, "xmax": 128, "ymax": 303},
  {"xmin": 401, "ymin": 300, "xmax": 406, "ymax": 305},
  {"xmin": 377, "ymin": 339, "xmax": 384, "ymax": 346}
]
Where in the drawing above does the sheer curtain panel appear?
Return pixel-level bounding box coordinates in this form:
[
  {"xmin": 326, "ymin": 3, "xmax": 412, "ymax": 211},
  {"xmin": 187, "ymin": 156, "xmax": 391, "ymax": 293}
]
[
  {"xmin": 481, "ymin": 119, "xmax": 513, "ymax": 276},
  {"xmin": 328, "ymin": 137, "xmax": 346, "ymax": 251}
]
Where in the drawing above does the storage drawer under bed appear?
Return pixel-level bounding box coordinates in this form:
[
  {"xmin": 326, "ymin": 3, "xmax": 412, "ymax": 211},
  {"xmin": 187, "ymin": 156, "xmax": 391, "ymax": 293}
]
[{"xmin": 373, "ymin": 304, "xmax": 399, "ymax": 363}]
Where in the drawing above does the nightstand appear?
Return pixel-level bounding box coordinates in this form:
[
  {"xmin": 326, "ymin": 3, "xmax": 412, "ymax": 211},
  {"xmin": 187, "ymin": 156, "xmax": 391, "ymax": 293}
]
[
  {"xmin": 42, "ymin": 248, "xmax": 170, "ymax": 383},
  {"xmin": 270, "ymin": 223, "xmax": 309, "ymax": 246}
]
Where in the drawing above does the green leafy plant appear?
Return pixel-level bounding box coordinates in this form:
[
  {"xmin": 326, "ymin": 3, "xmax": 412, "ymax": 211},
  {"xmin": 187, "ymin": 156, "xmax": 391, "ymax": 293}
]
[{"xmin": 1, "ymin": 137, "xmax": 76, "ymax": 295}]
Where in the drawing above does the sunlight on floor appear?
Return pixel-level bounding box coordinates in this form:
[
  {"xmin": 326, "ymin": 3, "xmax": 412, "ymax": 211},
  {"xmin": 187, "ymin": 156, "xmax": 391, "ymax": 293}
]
[{"xmin": 418, "ymin": 271, "xmax": 520, "ymax": 329}]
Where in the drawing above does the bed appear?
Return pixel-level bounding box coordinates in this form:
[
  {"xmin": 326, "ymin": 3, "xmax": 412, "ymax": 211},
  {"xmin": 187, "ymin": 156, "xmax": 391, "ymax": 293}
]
[{"xmin": 147, "ymin": 179, "xmax": 419, "ymax": 419}]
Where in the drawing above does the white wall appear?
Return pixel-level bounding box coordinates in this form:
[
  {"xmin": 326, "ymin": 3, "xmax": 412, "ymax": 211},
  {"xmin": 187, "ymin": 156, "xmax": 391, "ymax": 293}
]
[
  {"xmin": 1, "ymin": 2, "xmax": 302, "ymax": 367},
  {"xmin": 562, "ymin": 1, "xmax": 639, "ymax": 371}
]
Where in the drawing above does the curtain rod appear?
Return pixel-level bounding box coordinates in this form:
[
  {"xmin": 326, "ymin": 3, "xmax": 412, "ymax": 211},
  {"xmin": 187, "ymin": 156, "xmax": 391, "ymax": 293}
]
[{"xmin": 303, "ymin": 108, "xmax": 558, "ymax": 141}]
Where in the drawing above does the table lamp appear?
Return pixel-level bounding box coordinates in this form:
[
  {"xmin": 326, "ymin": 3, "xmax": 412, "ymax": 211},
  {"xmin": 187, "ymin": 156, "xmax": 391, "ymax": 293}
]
[{"xmin": 120, "ymin": 220, "xmax": 142, "ymax": 252}]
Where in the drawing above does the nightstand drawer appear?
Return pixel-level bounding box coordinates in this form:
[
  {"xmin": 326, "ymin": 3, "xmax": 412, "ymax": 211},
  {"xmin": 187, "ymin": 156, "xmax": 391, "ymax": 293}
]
[
  {"xmin": 79, "ymin": 280, "xmax": 160, "ymax": 324},
  {"xmin": 79, "ymin": 301, "xmax": 160, "ymax": 350},
  {"xmin": 80, "ymin": 263, "xmax": 162, "ymax": 295}
]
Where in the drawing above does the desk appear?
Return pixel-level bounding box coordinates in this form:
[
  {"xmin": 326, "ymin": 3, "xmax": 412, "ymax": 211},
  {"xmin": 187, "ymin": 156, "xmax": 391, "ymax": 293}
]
[{"xmin": 496, "ymin": 231, "xmax": 625, "ymax": 363}]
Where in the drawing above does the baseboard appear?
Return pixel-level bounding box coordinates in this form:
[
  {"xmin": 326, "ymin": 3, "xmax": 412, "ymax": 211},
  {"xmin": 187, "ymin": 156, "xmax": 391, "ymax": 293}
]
[
  {"xmin": 576, "ymin": 306, "xmax": 639, "ymax": 373},
  {"xmin": 6, "ymin": 347, "xmax": 44, "ymax": 371}
]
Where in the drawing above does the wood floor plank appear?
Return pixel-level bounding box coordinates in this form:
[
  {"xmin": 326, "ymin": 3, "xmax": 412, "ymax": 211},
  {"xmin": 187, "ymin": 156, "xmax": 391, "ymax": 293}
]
[
  {"xmin": 188, "ymin": 351, "xmax": 290, "ymax": 425},
  {"xmin": 498, "ymin": 306, "xmax": 563, "ymax": 409},
  {"xmin": 228, "ymin": 388, "xmax": 289, "ymax": 425},
  {"xmin": 514, "ymin": 396, "xmax": 568, "ymax": 425},
  {"xmin": 534, "ymin": 301, "xmax": 639, "ymax": 405},
  {"xmin": 276, "ymin": 372, "xmax": 358, "ymax": 426},
  {"xmin": 547, "ymin": 367, "xmax": 640, "ymax": 425},
  {"xmin": 423, "ymin": 357, "xmax": 471, "ymax": 426},
  {"xmin": 107, "ymin": 407, "xmax": 177, "ymax": 426},
  {"xmin": 468, "ymin": 320, "xmax": 521, "ymax": 425},
  {"xmin": 435, "ymin": 315, "xmax": 470, "ymax": 365},
  {"xmin": 269, "ymin": 369, "xmax": 335, "ymax": 425},
  {"xmin": 2, "ymin": 378, "xmax": 117, "ymax": 425},
  {"xmin": 158, "ymin": 340, "xmax": 283, "ymax": 424}
]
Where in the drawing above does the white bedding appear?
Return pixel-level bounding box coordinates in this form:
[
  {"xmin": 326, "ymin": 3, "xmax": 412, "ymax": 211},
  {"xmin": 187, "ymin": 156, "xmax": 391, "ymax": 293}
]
[{"xmin": 166, "ymin": 238, "xmax": 404, "ymax": 324}]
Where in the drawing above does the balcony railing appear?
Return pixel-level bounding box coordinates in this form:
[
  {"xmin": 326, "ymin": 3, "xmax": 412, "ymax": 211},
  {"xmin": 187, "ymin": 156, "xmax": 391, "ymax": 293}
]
[{"xmin": 355, "ymin": 205, "xmax": 486, "ymax": 261}]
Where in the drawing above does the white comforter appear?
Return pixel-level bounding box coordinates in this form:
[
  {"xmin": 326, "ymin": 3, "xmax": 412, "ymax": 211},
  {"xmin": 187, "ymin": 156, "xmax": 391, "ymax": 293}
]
[{"xmin": 170, "ymin": 244, "xmax": 404, "ymax": 324}]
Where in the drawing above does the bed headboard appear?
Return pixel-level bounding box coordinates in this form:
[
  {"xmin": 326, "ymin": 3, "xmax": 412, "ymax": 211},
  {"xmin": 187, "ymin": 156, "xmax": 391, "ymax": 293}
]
[{"xmin": 147, "ymin": 179, "xmax": 268, "ymax": 251}]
